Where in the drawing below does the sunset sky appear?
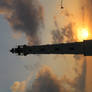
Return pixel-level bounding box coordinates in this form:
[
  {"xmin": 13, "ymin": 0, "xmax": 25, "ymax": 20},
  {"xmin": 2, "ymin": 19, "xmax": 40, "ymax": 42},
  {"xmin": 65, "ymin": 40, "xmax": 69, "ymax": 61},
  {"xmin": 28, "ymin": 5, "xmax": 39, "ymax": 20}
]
[{"xmin": 0, "ymin": 0, "xmax": 92, "ymax": 92}]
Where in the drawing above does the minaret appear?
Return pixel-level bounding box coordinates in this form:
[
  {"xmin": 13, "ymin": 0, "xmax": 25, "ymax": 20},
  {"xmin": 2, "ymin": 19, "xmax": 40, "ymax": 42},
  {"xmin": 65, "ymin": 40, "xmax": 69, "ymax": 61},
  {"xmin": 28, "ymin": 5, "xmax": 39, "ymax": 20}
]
[{"xmin": 10, "ymin": 40, "xmax": 92, "ymax": 56}]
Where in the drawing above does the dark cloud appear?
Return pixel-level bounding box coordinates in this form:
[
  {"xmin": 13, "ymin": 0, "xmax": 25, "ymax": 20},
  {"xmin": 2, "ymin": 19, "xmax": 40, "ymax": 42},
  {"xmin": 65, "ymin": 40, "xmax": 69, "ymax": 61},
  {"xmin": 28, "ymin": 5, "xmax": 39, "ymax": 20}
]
[
  {"xmin": 0, "ymin": 0, "xmax": 44, "ymax": 45},
  {"xmin": 26, "ymin": 66, "xmax": 62, "ymax": 92}
]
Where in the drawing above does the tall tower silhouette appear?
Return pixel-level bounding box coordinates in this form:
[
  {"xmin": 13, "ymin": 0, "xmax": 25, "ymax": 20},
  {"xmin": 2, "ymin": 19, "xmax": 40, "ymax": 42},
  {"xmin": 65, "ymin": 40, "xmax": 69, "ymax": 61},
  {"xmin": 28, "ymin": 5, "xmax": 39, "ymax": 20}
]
[{"xmin": 10, "ymin": 40, "xmax": 92, "ymax": 56}]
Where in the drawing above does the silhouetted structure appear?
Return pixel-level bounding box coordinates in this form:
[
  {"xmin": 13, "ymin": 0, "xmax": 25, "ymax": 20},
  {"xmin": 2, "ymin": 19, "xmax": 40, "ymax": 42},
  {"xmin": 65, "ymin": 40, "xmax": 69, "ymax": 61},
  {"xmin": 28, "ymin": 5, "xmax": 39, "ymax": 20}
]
[{"xmin": 10, "ymin": 40, "xmax": 92, "ymax": 56}]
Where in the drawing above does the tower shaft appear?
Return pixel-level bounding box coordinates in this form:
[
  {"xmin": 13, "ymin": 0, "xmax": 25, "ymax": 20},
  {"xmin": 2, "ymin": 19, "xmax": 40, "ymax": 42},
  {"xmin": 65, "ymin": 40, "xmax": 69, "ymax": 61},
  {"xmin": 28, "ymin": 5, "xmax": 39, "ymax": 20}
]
[{"xmin": 10, "ymin": 40, "xmax": 92, "ymax": 56}]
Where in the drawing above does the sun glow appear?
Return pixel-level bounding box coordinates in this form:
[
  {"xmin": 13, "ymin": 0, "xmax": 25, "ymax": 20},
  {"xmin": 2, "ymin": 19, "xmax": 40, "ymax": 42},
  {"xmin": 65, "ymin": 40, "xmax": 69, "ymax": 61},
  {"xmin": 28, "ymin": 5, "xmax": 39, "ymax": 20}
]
[{"xmin": 77, "ymin": 27, "xmax": 89, "ymax": 41}]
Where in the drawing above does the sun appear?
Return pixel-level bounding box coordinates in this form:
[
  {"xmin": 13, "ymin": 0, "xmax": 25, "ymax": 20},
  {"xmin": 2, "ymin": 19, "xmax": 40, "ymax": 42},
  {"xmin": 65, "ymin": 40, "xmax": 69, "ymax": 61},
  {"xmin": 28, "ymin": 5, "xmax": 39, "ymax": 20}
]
[{"xmin": 77, "ymin": 27, "xmax": 89, "ymax": 41}]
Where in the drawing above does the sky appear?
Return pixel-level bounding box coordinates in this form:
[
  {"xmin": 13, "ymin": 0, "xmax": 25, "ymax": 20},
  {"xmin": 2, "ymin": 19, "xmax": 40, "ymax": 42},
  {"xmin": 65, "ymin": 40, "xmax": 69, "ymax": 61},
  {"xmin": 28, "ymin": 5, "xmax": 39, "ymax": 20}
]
[{"xmin": 0, "ymin": 0, "xmax": 92, "ymax": 92}]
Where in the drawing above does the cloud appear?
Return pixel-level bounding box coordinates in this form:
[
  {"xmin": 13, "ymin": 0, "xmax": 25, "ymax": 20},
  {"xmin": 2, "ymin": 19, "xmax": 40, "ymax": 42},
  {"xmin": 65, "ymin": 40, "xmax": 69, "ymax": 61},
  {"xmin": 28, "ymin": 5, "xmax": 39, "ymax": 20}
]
[
  {"xmin": 10, "ymin": 66, "xmax": 63, "ymax": 92},
  {"xmin": 26, "ymin": 66, "xmax": 62, "ymax": 92},
  {"xmin": 10, "ymin": 81, "xmax": 26, "ymax": 92},
  {"xmin": 11, "ymin": 64, "xmax": 87, "ymax": 92},
  {"xmin": 52, "ymin": 18, "xmax": 75, "ymax": 44},
  {"xmin": 0, "ymin": 0, "xmax": 44, "ymax": 45}
]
